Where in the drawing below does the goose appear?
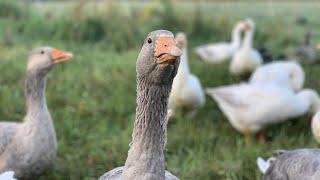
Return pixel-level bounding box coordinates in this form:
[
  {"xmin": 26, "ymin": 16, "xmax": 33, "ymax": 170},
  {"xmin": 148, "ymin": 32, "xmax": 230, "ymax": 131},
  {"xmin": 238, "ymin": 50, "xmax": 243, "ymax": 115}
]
[
  {"xmin": 206, "ymin": 84, "xmax": 320, "ymax": 142},
  {"xmin": 295, "ymin": 31, "xmax": 316, "ymax": 64},
  {"xmin": 0, "ymin": 171, "xmax": 16, "ymax": 180},
  {"xmin": 312, "ymin": 111, "xmax": 320, "ymax": 143},
  {"xmin": 0, "ymin": 47, "xmax": 73, "ymax": 179},
  {"xmin": 230, "ymin": 18, "xmax": 263, "ymax": 78},
  {"xmin": 194, "ymin": 21, "xmax": 245, "ymax": 64},
  {"xmin": 250, "ymin": 61, "xmax": 305, "ymax": 92},
  {"xmin": 258, "ymin": 149, "xmax": 320, "ymax": 179},
  {"xmin": 168, "ymin": 32, "xmax": 205, "ymax": 120},
  {"xmin": 99, "ymin": 30, "xmax": 182, "ymax": 180}
]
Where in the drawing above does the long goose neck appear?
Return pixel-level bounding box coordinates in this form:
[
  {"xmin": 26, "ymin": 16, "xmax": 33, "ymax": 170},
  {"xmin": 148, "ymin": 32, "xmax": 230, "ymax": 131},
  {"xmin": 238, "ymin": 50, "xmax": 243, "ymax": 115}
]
[
  {"xmin": 231, "ymin": 26, "xmax": 242, "ymax": 49},
  {"xmin": 298, "ymin": 90, "xmax": 320, "ymax": 114},
  {"xmin": 122, "ymin": 77, "xmax": 171, "ymax": 179},
  {"xmin": 24, "ymin": 70, "xmax": 50, "ymax": 124},
  {"xmin": 243, "ymin": 29, "xmax": 254, "ymax": 49},
  {"xmin": 176, "ymin": 46, "xmax": 190, "ymax": 78}
]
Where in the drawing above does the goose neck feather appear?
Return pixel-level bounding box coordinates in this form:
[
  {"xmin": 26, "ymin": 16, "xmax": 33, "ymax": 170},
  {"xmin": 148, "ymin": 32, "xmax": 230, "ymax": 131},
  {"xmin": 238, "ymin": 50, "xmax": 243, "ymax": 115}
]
[
  {"xmin": 243, "ymin": 29, "xmax": 254, "ymax": 49},
  {"xmin": 121, "ymin": 76, "xmax": 171, "ymax": 180},
  {"xmin": 24, "ymin": 71, "xmax": 51, "ymax": 125},
  {"xmin": 231, "ymin": 24, "xmax": 243, "ymax": 49},
  {"xmin": 175, "ymin": 47, "xmax": 190, "ymax": 79},
  {"xmin": 298, "ymin": 89, "xmax": 320, "ymax": 114}
]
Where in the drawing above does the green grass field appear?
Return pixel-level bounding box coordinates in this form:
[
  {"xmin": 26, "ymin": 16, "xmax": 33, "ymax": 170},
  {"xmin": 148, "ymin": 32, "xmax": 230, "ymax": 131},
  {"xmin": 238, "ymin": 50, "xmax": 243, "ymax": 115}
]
[{"xmin": 1, "ymin": 1, "xmax": 320, "ymax": 179}]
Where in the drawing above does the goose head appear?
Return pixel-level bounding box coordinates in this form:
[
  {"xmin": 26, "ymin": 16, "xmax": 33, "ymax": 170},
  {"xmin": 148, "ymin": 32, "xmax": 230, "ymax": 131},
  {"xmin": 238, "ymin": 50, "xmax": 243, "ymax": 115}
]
[
  {"xmin": 136, "ymin": 30, "xmax": 182, "ymax": 84},
  {"xmin": 243, "ymin": 18, "xmax": 255, "ymax": 31},
  {"xmin": 234, "ymin": 20, "xmax": 246, "ymax": 31},
  {"xmin": 175, "ymin": 32, "xmax": 187, "ymax": 49},
  {"xmin": 27, "ymin": 47, "xmax": 73, "ymax": 75}
]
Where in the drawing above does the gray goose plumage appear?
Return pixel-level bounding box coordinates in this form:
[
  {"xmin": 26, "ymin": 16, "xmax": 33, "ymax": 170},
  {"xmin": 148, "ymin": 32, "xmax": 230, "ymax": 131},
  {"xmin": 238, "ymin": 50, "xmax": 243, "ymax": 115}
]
[
  {"xmin": 0, "ymin": 47, "xmax": 73, "ymax": 179},
  {"xmin": 261, "ymin": 149, "xmax": 320, "ymax": 180},
  {"xmin": 99, "ymin": 30, "xmax": 182, "ymax": 180}
]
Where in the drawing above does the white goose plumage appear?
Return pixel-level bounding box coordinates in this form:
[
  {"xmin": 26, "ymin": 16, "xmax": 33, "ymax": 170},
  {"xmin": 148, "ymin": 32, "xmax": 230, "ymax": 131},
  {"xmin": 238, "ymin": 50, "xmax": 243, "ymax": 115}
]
[
  {"xmin": 168, "ymin": 32, "xmax": 205, "ymax": 119},
  {"xmin": 230, "ymin": 18, "xmax": 263, "ymax": 77},
  {"xmin": 250, "ymin": 61, "xmax": 305, "ymax": 92},
  {"xmin": 195, "ymin": 21, "xmax": 244, "ymax": 64},
  {"xmin": 206, "ymin": 83, "xmax": 320, "ymax": 135},
  {"xmin": 0, "ymin": 171, "xmax": 16, "ymax": 180},
  {"xmin": 312, "ymin": 111, "xmax": 320, "ymax": 143}
]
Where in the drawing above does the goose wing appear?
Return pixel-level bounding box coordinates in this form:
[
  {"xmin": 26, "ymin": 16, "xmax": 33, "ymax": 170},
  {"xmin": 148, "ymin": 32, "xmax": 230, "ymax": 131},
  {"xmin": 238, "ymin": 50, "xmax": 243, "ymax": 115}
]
[
  {"xmin": 264, "ymin": 149, "xmax": 320, "ymax": 180},
  {"xmin": 0, "ymin": 122, "xmax": 19, "ymax": 155}
]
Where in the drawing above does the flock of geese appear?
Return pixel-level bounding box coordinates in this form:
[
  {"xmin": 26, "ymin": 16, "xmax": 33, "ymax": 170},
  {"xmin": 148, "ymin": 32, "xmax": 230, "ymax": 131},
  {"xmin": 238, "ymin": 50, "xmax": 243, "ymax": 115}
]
[{"xmin": 1, "ymin": 18, "xmax": 320, "ymax": 179}]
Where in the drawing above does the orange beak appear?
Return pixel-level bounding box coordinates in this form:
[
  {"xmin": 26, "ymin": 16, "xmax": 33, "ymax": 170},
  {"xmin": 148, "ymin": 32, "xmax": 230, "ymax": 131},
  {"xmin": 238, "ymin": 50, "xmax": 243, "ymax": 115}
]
[
  {"xmin": 51, "ymin": 49, "xmax": 73, "ymax": 64},
  {"xmin": 154, "ymin": 35, "xmax": 182, "ymax": 65}
]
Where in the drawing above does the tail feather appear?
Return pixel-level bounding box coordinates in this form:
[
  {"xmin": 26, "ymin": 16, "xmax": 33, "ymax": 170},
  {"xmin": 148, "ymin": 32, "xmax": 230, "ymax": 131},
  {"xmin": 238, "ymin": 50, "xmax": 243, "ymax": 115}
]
[
  {"xmin": 257, "ymin": 157, "xmax": 276, "ymax": 174},
  {"xmin": 0, "ymin": 171, "xmax": 16, "ymax": 180}
]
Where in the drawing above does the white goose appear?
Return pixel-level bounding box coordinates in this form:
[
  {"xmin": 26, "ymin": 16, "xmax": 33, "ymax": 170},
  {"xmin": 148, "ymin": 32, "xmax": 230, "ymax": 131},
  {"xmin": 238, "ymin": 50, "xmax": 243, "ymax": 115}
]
[
  {"xmin": 168, "ymin": 32, "xmax": 205, "ymax": 119},
  {"xmin": 312, "ymin": 111, "xmax": 320, "ymax": 143},
  {"xmin": 230, "ymin": 18, "xmax": 263, "ymax": 77},
  {"xmin": 250, "ymin": 61, "xmax": 305, "ymax": 92},
  {"xmin": 0, "ymin": 171, "xmax": 16, "ymax": 180},
  {"xmin": 194, "ymin": 21, "xmax": 244, "ymax": 64},
  {"xmin": 206, "ymin": 84, "xmax": 320, "ymax": 141}
]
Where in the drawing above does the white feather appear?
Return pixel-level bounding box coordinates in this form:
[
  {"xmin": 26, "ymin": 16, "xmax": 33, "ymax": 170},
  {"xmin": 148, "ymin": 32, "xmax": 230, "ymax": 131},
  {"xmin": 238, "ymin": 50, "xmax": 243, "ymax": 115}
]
[
  {"xmin": 206, "ymin": 83, "xmax": 320, "ymax": 134},
  {"xmin": 230, "ymin": 18, "xmax": 263, "ymax": 77},
  {"xmin": 250, "ymin": 61, "xmax": 305, "ymax": 92},
  {"xmin": 168, "ymin": 33, "xmax": 205, "ymax": 119},
  {"xmin": 257, "ymin": 157, "xmax": 276, "ymax": 174},
  {"xmin": 312, "ymin": 111, "xmax": 320, "ymax": 143},
  {"xmin": 195, "ymin": 21, "xmax": 244, "ymax": 64},
  {"xmin": 0, "ymin": 171, "xmax": 16, "ymax": 180}
]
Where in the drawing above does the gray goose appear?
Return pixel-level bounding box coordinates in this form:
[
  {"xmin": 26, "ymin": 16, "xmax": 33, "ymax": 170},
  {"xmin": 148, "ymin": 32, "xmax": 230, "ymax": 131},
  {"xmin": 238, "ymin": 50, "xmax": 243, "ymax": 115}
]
[
  {"xmin": 99, "ymin": 30, "xmax": 182, "ymax": 180},
  {"xmin": 295, "ymin": 31, "xmax": 316, "ymax": 63},
  {"xmin": 0, "ymin": 47, "xmax": 73, "ymax": 179},
  {"xmin": 259, "ymin": 149, "xmax": 320, "ymax": 180}
]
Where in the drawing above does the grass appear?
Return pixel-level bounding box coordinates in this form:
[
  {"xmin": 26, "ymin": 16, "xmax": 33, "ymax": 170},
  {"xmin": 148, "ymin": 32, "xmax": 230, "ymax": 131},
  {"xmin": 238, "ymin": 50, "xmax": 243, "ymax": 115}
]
[{"xmin": 1, "ymin": 1, "xmax": 320, "ymax": 179}]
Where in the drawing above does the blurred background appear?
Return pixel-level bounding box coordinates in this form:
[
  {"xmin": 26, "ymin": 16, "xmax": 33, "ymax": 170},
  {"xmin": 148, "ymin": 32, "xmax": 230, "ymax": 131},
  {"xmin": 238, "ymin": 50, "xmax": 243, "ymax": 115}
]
[{"xmin": 1, "ymin": 0, "xmax": 320, "ymax": 179}]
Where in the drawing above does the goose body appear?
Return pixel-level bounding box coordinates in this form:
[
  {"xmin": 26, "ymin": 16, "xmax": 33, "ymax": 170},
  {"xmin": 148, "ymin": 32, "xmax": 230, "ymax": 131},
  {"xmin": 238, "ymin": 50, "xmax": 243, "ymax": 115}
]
[
  {"xmin": 0, "ymin": 171, "xmax": 16, "ymax": 180},
  {"xmin": 206, "ymin": 84, "xmax": 319, "ymax": 134},
  {"xmin": 230, "ymin": 19, "xmax": 263, "ymax": 77},
  {"xmin": 260, "ymin": 149, "xmax": 320, "ymax": 180},
  {"xmin": 168, "ymin": 33, "xmax": 205, "ymax": 119},
  {"xmin": 250, "ymin": 61, "xmax": 305, "ymax": 92},
  {"xmin": 99, "ymin": 30, "xmax": 181, "ymax": 180},
  {"xmin": 99, "ymin": 167, "xmax": 178, "ymax": 180},
  {"xmin": 0, "ymin": 122, "xmax": 19, "ymax": 155},
  {"xmin": 0, "ymin": 47, "xmax": 73, "ymax": 179},
  {"xmin": 195, "ymin": 21, "xmax": 244, "ymax": 64}
]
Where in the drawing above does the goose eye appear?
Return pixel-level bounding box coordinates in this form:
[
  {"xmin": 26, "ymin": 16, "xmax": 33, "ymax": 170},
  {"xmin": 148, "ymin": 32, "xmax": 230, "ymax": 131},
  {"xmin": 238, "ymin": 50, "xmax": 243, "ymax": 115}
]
[
  {"xmin": 147, "ymin": 38, "xmax": 152, "ymax": 44},
  {"xmin": 40, "ymin": 51, "xmax": 45, "ymax": 55}
]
